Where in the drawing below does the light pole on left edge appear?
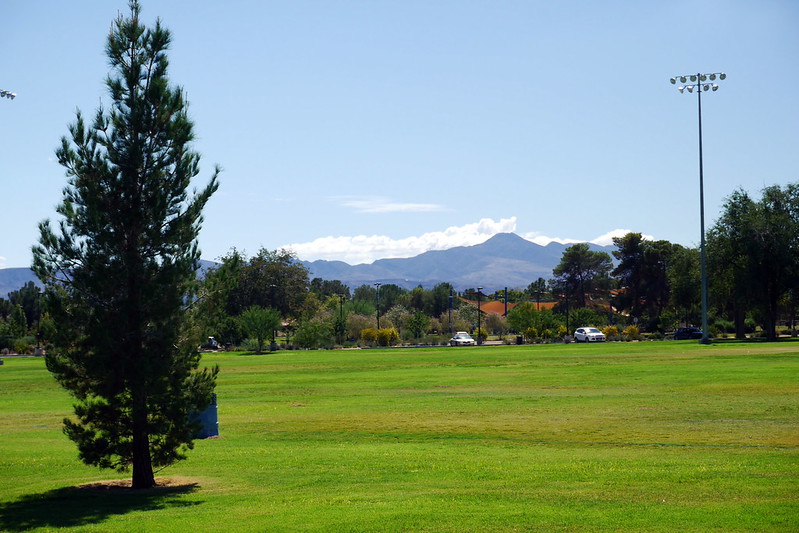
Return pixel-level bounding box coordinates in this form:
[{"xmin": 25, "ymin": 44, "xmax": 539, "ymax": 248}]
[
  {"xmin": 670, "ymin": 72, "xmax": 726, "ymax": 345},
  {"xmin": 374, "ymin": 282, "xmax": 382, "ymax": 330}
]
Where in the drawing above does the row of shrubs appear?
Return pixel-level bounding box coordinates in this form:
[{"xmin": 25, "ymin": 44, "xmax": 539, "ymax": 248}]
[
  {"xmin": 7, "ymin": 324, "xmax": 797, "ymax": 356},
  {"xmin": 509, "ymin": 325, "xmax": 642, "ymax": 344},
  {"xmin": 0, "ymin": 336, "xmax": 40, "ymax": 355},
  {"xmin": 235, "ymin": 322, "xmax": 799, "ymax": 352}
]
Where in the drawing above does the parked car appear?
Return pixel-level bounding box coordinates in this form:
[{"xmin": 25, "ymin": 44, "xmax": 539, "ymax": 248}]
[
  {"xmin": 574, "ymin": 327, "xmax": 606, "ymax": 342},
  {"xmin": 450, "ymin": 331, "xmax": 476, "ymax": 346},
  {"xmin": 673, "ymin": 327, "xmax": 703, "ymax": 340}
]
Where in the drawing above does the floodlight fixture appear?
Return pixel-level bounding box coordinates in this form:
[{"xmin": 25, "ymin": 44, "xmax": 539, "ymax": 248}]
[
  {"xmin": 670, "ymin": 71, "xmax": 726, "ymax": 346},
  {"xmin": 0, "ymin": 89, "xmax": 17, "ymax": 100}
]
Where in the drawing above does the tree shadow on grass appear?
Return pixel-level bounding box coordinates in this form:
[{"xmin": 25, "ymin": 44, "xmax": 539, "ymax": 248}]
[{"xmin": 0, "ymin": 480, "xmax": 201, "ymax": 531}]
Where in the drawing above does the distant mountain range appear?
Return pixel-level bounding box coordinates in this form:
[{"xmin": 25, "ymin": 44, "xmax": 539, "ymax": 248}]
[
  {"xmin": 0, "ymin": 260, "xmax": 219, "ymax": 298},
  {"xmin": 0, "ymin": 233, "xmax": 614, "ymax": 296},
  {"xmin": 0, "ymin": 267, "xmax": 40, "ymax": 298},
  {"xmin": 299, "ymin": 232, "xmax": 614, "ymax": 291}
]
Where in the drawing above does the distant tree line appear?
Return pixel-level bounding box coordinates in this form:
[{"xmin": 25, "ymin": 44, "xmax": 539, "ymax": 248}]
[
  {"xmin": 185, "ymin": 181, "xmax": 796, "ymax": 347},
  {"xmin": 3, "ymin": 181, "xmax": 797, "ymax": 351}
]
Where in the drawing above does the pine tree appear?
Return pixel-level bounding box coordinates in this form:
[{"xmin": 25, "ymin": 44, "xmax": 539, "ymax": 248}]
[{"xmin": 32, "ymin": 1, "xmax": 219, "ymax": 489}]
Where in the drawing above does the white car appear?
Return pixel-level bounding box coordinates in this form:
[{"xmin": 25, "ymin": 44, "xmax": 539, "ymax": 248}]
[
  {"xmin": 574, "ymin": 327, "xmax": 606, "ymax": 342},
  {"xmin": 450, "ymin": 332, "xmax": 476, "ymax": 346}
]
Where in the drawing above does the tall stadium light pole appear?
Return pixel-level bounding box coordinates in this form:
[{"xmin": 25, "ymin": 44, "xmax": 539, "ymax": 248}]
[
  {"xmin": 1, "ymin": 89, "xmax": 18, "ymax": 100},
  {"xmin": 374, "ymin": 282, "xmax": 382, "ymax": 330},
  {"xmin": 670, "ymin": 72, "xmax": 726, "ymax": 345}
]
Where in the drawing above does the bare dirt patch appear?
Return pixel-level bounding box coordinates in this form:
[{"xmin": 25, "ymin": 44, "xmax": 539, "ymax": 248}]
[{"xmin": 77, "ymin": 476, "xmax": 200, "ymax": 492}]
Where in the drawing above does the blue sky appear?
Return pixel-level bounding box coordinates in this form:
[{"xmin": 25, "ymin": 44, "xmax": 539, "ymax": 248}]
[{"xmin": 2, "ymin": 1, "xmax": 797, "ymax": 268}]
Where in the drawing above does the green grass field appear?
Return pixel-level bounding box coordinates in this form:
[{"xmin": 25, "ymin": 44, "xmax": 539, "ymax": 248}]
[{"xmin": 1, "ymin": 341, "xmax": 797, "ymax": 532}]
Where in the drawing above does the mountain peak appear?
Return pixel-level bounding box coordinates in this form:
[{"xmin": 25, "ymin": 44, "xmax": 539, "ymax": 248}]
[{"xmin": 479, "ymin": 232, "xmax": 536, "ymax": 252}]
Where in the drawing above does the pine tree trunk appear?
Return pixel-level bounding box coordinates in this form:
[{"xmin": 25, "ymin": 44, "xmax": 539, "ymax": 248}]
[
  {"xmin": 129, "ymin": 263, "xmax": 154, "ymax": 489},
  {"xmin": 131, "ymin": 392, "xmax": 155, "ymax": 489}
]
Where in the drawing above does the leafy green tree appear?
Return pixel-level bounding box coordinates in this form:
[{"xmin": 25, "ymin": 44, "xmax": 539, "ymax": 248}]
[
  {"xmin": 8, "ymin": 281, "xmax": 41, "ymax": 330},
  {"xmin": 352, "ymin": 284, "xmax": 377, "ymax": 305},
  {"xmin": 707, "ymin": 185, "xmax": 799, "ymax": 340},
  {"xmin": 192, "ymin": 250, "xmax": 244, "ymax": 344},
  {"xmin": 377, "ymin": 284, "xmax": 406, "ymax": 315},
  {"xmin": 352, "ymin": 283, "xmax": 406, "ymax": 324},
  {"xmin": 406, "ymin": 312, "xmax": 430, "ymax": 340},
  {"xmin": 503, "ymin": 288, "xmax": 526, "ymax": 304},
  {"xmin": 0, "ymin": 297, "xmax": 13, "ymax": 321},
  {"xmin": 455, "ymin": 304, "xmax": 479, "ymax": 332},
  {"xmin": 611, "ymin": 233, "xmax": 646, "ymax": 317},
  {"xmin": 611, "ymin": 233, "xmax": 675, "ymax": 328},
  {"xmin": 427, "ymin": 283, "xmax": 454, "ymax": 317},
  {"xmin": 321, "ymin": 294, "xmax": 349, "ymax": 344},
  {"xmin": 349, "ymin": 298, "xmax": 375, "ymax": 317},
  {"xmin": 552, "ymin": 244, "xmax": 612, "ymax": 308},
  {"xmin": 525, "ymin": 278, "xmax": 548, "ymax": 309},
  {"xmin": 31, "ymin": 1, "xmax": 219, "ymax": 489},
  {"xmin": 294, "ymin": 317, "xmax": 333, "ymax": 349},
  {"xmin": 507, "ymin": 303, "xmax": 562, "ymax": 334},
  {"xmin": 666, "ymin": 245, "xmax": 701, "ymax": 328},
  {"xmin": 228, "ymin": 248, "xmax": 311, "ymax": 320},
  {"xmin": 569, "ymin": 307, "xmax": 605, "ymax": 330},
  {"xmin": 405, "ymin": 285, "xmax": 433, "ymax": 314},
  {"xmin": 483, "ymin": 313, "xmax": 508, "ymax": 335},
  {"xmin": 385, "ymin": 305, "xmax": 411, "ymax": 337},
  {"xmin": 8, "ymin": 305, "xmax": 27, "ymax": 338},
  {"xmin": 309, "ymin": 278, "xmax": 350, "ymax": 300},
  {"xmin": 239, "ymin": 306, "xmax": 281, "ymax": 354}
]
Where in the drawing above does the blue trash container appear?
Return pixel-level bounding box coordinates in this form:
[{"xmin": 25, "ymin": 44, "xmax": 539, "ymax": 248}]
[{"xmin": 193, "ymin": 393, "xmax": 219, "ymax": 438}]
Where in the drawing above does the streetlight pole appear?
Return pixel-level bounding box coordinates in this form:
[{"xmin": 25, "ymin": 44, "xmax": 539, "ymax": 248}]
[
  {"xmin": 477, "ymin": 287, "xmax": 483, "ymax": 345},
  {"xmin": 670, "ymin": 72, "xmax": 726, "ymax": 345},
  {"xmin": 374, "ymin": 282, "xmax": 381, "ymax": 330}
]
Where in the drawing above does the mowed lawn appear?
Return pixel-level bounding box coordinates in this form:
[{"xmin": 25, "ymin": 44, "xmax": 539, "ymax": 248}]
[{"xmin": 1, "ymin": 342, "xmax": 797, "ymax": 532}]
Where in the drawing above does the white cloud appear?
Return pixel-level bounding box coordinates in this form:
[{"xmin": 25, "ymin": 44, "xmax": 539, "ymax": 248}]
[
  {"xmin": 335, "ymin": 196, "xmax": 446, "ymax": 214},
  {"xmin": 590, "ymin": 229, "xmax": 655, "ymax": 246},
  {"xmin": 285, "ymin": 220, "xmax": 655, "ymax": 264},
  {"xmin": 521, "ymin": 232, "xmax": 583, "ymax": 246},
  {"xmin": 0, "ymin": 256, "xmax": 6, "ymax": 268},
  {"xmin": 521, "ymin": 229, "xmax": 654, "ymax": 247},
  {"xmin": 285, "ymin": 217, "xmax": 518, "ymax": 264}
]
